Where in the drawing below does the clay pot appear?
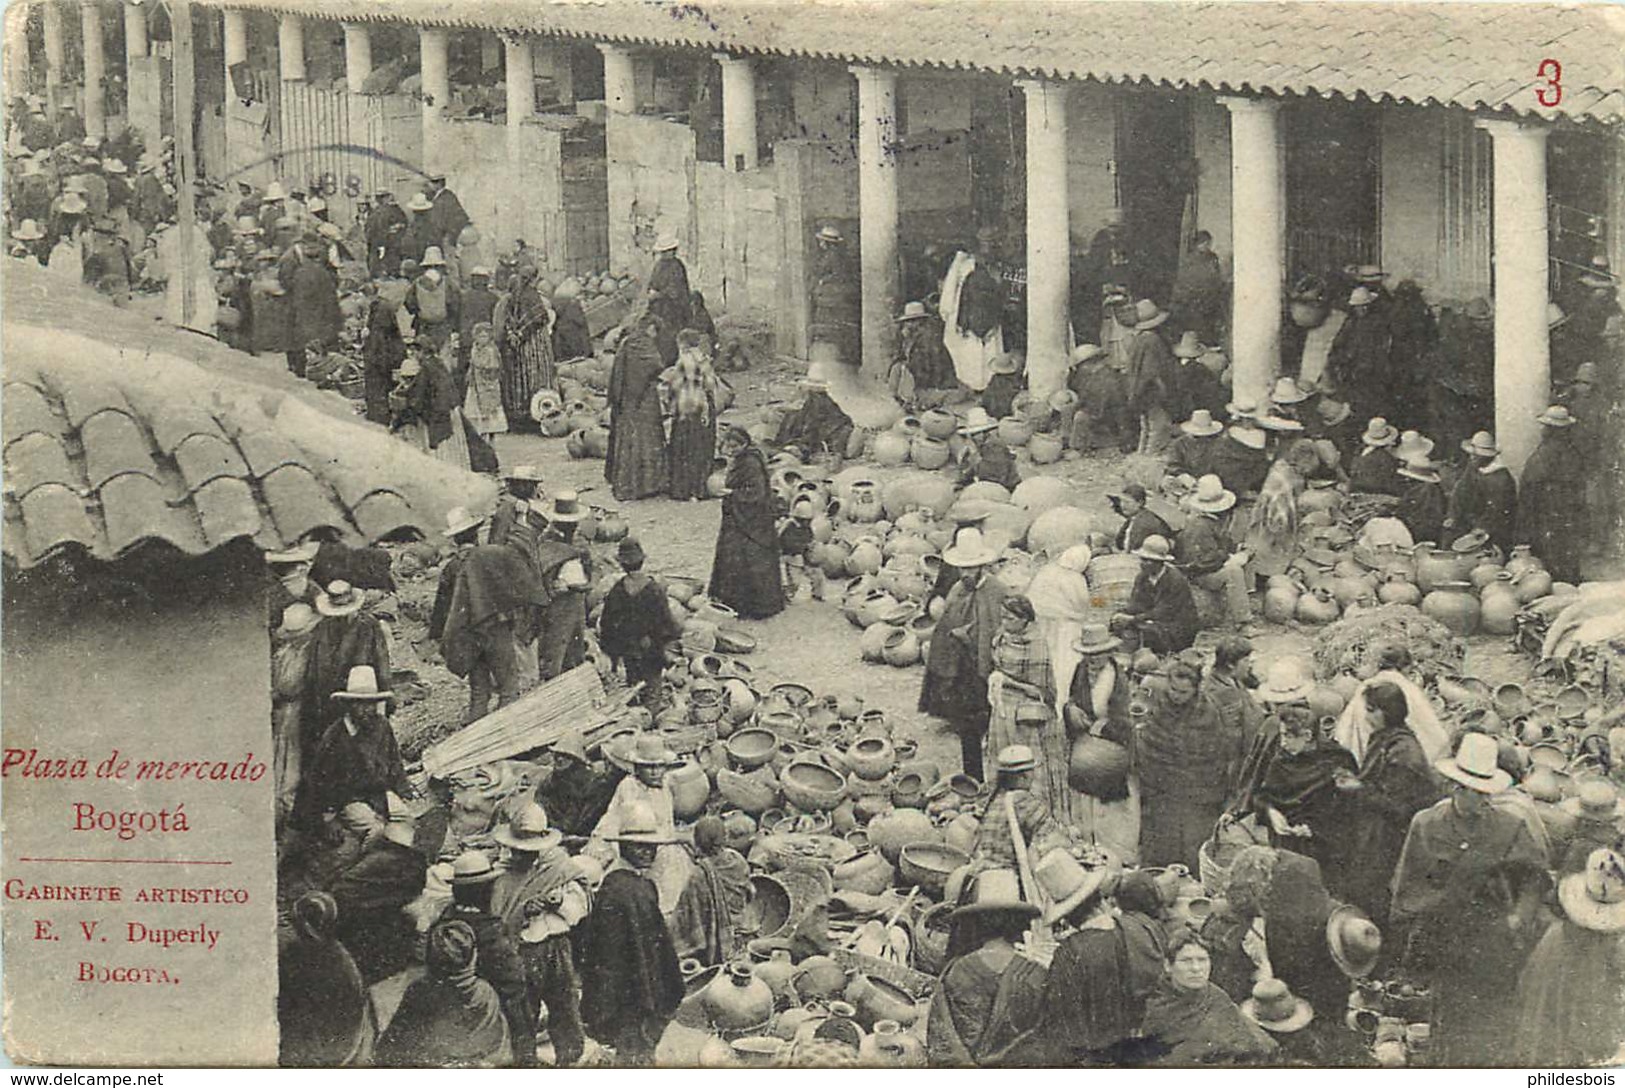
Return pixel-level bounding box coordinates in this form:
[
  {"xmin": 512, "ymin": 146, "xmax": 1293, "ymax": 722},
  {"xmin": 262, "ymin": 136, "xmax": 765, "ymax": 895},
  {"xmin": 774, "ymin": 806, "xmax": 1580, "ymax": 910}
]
[
  {"xmin": 846, "ymin": 974, "xmax": 921, "ymax": 1029},
  {"xmin": 1069, "ymin": 732, "xmax": 1131, "ymax": 798},
  {"xmin": 861, "ymin": 622, "xmax": 898, "ymax": 663},
  {"xmin": 1307, "ymin": 685, "xmax": 1348, "ymax": 721},
  {"xmin": 1513, "ymin": 568, "xmax": 1554, "ymax": 604},
  {"xmin": 892, "ymin": 771, "xmax": 929, "ymax": 809},
  {"xmin": 1377, "ymin": 573, "xmax": 1423, "ymax": 606},
  {"xmin": 920, "ymin": 408, "xmax": 958, "ymax": 439},
  {"xmin": 781, "ymin": 759, "xmax": 848, "ymax": 812},
  {"xmin": 1028, "ymin": 431, "xmax": 1064, "ymax": 464},
  {"xmin": 1421, "ymin": 580, "xmax": 1479, "ymax": 637},
  {"xmin": 565, "ymin": 429, "xmax": 589, "ymax": 459},
  {"xmin": 997, "ymin": 416, "xmax": 1034, "ymax": 448},
  {"xmin": 882, "ymin": 627, "xmax": 922, "ymax": 667},
  {"xmin": 961, "ymin": 480, "xmax": 1013, "ymax": 505},
  {"xmin": 723, "ymin": 678, "xmax": 758, "ymax": 723},
  {"xmin": 703, "ymin": 962, "xmax": 775, "ymax": 1032},
  {"xmin": 1263, "ymin": 579, "xmax": 1302, "ymax": 623},
  {"xmin": 911, "ymin": 435, "xmax": 952, "ymax": 470},
  {"xmin": 1329, "ymin": 573, "xmax": 1375, "ymax": 609},
  {"xmin": 1295, "ymin": 587, "xmax": 1341, "ymax": 626},
  {"xmin": 718, "ymin": 768, "xmax": 779, "ymax": 814},
  {"xmin": 1479, "ymin": 574, "xmax": 1521, "ymax": 635},
  {"xmin": 1299, "ymin": 481, "xmax": 1344, "ymax": 516},
  {"xmin": 832, "ymin": 850, "xmax": 895, "ymax": 896},
  {"xmin": 1415, "ymin": 547, "xmax": 1468, "ymax": 593},
  {"xmin": 668, "ymin": 760, "xmax": 712, "ymax": 820},
  {"xmin": 697, "ymin": 1034, "xmax": 736, "ymax": 1068},
  {"xmin": 860, "ymin": 1019, "xmax": 926, "ymax": 1068},
  {"xmin": 943, "ymin": 811, "xmax": 980, "ymax": 854},
  {"xmin": 582, "ymin": 425, "xmax": 610, "ymax": 458},
  {"xmin": 1468, "ymin": 559, "xmax": 1505, "ymax": 590},
  {"xmin": 848, "ymin": 539, "xmax": 884, "ymax": 577},
  {"xmin": 728, "ymin": 1036, "xmax": 785, "ymax": 1068},
  {"xmin": 846, "ymin": 479, "xmax": 885, "ymax": 522},
  {"xmin": 1504, "ymin": 544, "xmax": 1543, "ymax": 579},
  {"xmin": 872, "ymin": 431, "xmax": 911, "ymax": 467},
  {"xmin": 792, "ymin": 956, "xmax": 849, "ymax": 1003},
  {"xmin": 727, "ymin": 727, "xmax": 779, "ymax": 770},
  {"xmin": 856, "ymin": 589, "xmax": 899, "ymax": 628},
  {"xmin": 867, "ymin": 807, "xmax": 940, "ymax": 863},
  {"xmin": 538, "ymin": 408, "xmax": 571, "ymax": 437},
  {"xmin": 847, "ymin": 734, "xmax": 897, "ymax": 781}
]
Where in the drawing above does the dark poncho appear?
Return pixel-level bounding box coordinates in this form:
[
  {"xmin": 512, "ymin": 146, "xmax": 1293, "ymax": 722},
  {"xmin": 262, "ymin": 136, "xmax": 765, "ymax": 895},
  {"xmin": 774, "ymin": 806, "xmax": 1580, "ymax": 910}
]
[
  {"xmin": 326, "ymin": 839, "xmax": 428, "ymax": 985},
  {"xmin": 606, "ymin": 326, "xmax": 670, "ymax": 501},
  {"xmin": 278, "ymin": 932, "xmax": 375, "ymax": 1066},
  {"xmin": 599, "ymin": 575, "xmax": 681, "ymax": 669},
  {"xmin": 576, "ymin": 867, "xmax": 685, "ymax": 1046},
  {"xmin": 708, "ymin": 445, "xmax": 784, "ymax": 619},
  {"xmin": 1138, "ymin": 980, "xmax": 1278, "ymax": 1066}
]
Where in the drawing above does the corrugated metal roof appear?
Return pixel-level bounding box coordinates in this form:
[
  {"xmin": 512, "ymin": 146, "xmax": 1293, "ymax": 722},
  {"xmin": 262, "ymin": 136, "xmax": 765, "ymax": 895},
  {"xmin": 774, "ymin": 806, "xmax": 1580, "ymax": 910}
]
[{"xmin": 205, "ymin": 0, "xmax": 1625, "ymax": 124}]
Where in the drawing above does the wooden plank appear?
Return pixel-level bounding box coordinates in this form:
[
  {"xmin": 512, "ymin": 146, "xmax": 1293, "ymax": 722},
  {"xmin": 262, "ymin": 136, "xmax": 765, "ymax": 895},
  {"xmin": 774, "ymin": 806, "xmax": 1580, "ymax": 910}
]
[{"xmin": 420, "ymin": 662, "xmax": 616, "ymax": 779}]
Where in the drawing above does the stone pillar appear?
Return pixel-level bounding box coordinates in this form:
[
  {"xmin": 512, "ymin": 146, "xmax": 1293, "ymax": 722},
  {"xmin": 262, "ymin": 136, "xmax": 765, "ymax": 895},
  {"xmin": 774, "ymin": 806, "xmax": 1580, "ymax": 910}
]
[
  {"xmin": 505, "ymin": 34, "xmax": 533, "ymax": 147},
  {"xmin": 1020, "ymin": 79, "xmax": 1071, "ymax": 399},
  {"xmin": 80, "ymin": 0, "xmax": 105, "ymax": 139},
  {"xmin": 599, "ymin": 44, "xmax": 635, "ymax": 114},
  {"xmin": 222, "ymin": 8, "xmax": 248, "ymax": 80},
  {"xmin": 1479, "ymin": 119, "xmax": 1552, "ymax": 477},
  {"xmin": 43, "ymin": 2, "xmax": 65, "ymax": 95},
  {"xmin": 276, "ymin": 13, "xmax": 304, "ymax": 81},
  {"xmin": 851, "ymin": 65, "xmax": 900, "ymax": 377},
  {"xmin": 715, "ymin": 53, "xmax": 757, "ymax": 172},
  {"xmin": 123, "ymin": 1, "xmax": 148, "ymax": 62},
  {"xmin": 342, "ymin": 23, "xmax": 372, "ymax": 94},
  {"xmin": 419, "ymin": 27, "xmax": 449, "ymax": 171},
  {"xmin": 1220, "ymin": 96, "xmax": 1286, "ymax": 407}
]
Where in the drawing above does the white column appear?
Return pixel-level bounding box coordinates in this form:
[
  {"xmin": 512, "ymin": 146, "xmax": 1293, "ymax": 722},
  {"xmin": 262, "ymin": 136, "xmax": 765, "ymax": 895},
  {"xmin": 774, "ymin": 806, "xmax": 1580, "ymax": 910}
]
[
  {"xmin": 419, "ymin": 27, "xmax": 449, "ymax": 171},
  {"xmin": 43, "ymin": 2, "xmax": 65, "ymax": 94},
  {"xmin": 342, "ymin": 23, "xmax": 372, "ymax": 94},
  {"xmin": 851, "ymin": 65, "xmax": 900, "ymax": 377},
  {"xmin": 222, "ymin": 8, "xmax": 248, "ymax": 79},
  {"xmin": 715, "ymin": 53, "xmax": 757, "ymax": 172},
  {"xmin": 123, "ymin": 1, "xmax": 148, "ymax": 62},
  {"xmin": 1020, "ymin": 79, "xmax": 1071, "ymax": 399},
  {"xmin": 1479, "ymin": 119, "xmax": 1552, "ymax": 477},
  {"xmin": 504, "ymin": 34, "xmax": 533, "ymax": 145},
  {"xmin": 80, "ymin": 0, "xmax": 105, "ymax": 139},
  {"xmin": 1220, "ymin": 97, "xmax": 1286, "ymax": 407},
  {"xmin": 599, "ymin": 44, "xmax": 635, "ymax": 114},
  {"xmin": 276, "ymin": 14, "xmax": 304, "ymax": 81}
]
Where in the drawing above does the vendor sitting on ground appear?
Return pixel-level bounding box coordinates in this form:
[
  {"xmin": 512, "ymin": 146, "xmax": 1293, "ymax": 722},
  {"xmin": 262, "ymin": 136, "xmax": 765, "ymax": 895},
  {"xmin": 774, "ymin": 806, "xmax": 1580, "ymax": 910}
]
[
  {"xmin": 773, "ymin": 378, "xmax": 855, "ymax": 463},
  {"xmin": 956, "ymin": 407, "xmax": 1021, "ymax": 491},
  {"xmin": 1110, "ymin": 535, "xmax": 1201, "ymax": 654}
]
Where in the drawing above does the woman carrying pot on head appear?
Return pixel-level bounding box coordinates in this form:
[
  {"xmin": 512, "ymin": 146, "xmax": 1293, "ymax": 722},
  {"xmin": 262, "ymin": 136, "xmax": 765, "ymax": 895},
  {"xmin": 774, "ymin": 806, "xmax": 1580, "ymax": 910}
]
[
  {"xmin": 706, "ymin": 425, "xmax": 784, "ymax": 620},
  {"xmin": 985, "ymin": 596, "xmax": 1063, "ymax": 818},
  {"xmin": 1062, "ymin": 624, "xmax": 1140, "ymax": 863},
  {"xmin": 1138, "ymin": 926, "xmax": 1278, "ymax": 1066}
]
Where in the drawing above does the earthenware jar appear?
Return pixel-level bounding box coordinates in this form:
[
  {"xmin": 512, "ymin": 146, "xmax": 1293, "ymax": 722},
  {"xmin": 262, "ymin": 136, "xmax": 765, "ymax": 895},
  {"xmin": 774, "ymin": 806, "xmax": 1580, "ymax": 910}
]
[
  {"xmin": 912, "ymin": 434, "xmax": 952, "ymax": 470},
  {"xmin": 882, "ymin": 627, "xmax": 921, "ymax": 667},
  {"xmin": 1028, "ymin": 431, "xmax": 1064, "ymax": 464},
  {"xmin": 872, "ymin": 430, "xmax": 911, "ymax": 466},
  {"xmin": 668, "ymin": 760, "xmax": 712, "ymax": 821},
  {"xmin": 1504, "ymin": 544, "xmax": 1543, "ymax": 579},
  {"xmin": 702, "ymin": 962, "xmax": 775, "ymax": 1033},
  {"xmin": 846, "ymin": 975, "xmax": 920, "ymax": 1029},
  {"xmin": 1377, "ymin": 572, "xmax": 1422, "ymax": 606},
  {"xmin": 752, "ymin": 948, "xmax": 797, "ymax": 1007},
  {"xmin": 1263, "ymin": 576, "xmax": 1302, "ymax": 622},
  {"xmin": 793, "ymin": 956, "xmax": 849, "ymax": 1003},
  {"xmin": 1414, "ymin": 547, "xmax": 1464, "ymax": 593},
  {"xmin": 920, "ymin": 408, "xmax": 958, "ymax": 439},
  {"xmin": 1513, "ymin": 567, "xmax": 1553, "ymax": 604},
  {"xmin": 1421, "ymin": 580, "xmax": 1479, "ymax": 636},
  {"xmin": 1478, "ymin": 574, "xmax": 1521, "ymax": 635},
  {"xmin": 831, "ymin": 850, "xmax": 895, "ymax": 896},
  {"xmin": 1295, "ymin": 587, "xmax": 1341, "ymax": 625},
  {"xmin": 997, "ymin": 416, "xmax": 1034, "ymax": 448},
  {"xmin": 847, "ymin": 734, "xmax": 897, "ymax": 780}
]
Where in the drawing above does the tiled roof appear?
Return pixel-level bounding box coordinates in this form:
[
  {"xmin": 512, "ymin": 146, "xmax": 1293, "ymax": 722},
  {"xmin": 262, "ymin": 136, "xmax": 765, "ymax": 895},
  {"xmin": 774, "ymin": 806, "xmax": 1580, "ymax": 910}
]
[
  {"xmin": 2, "ymin": 270, "xmax": 496, "ymax": 570},
  {"xmin": 208, "ymin": 0, "xmax": 1625, "ymax": 124}
]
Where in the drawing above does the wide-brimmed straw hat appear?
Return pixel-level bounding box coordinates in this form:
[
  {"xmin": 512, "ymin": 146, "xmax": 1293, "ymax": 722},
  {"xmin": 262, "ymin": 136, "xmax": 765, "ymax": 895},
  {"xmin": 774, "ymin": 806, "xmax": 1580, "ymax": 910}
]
[
  {"xmin": 331, "ymin": 665, "xmax": 390, "ymax": 701},
  {"xmin": 1172, "ymin": 331, "xmax": 1205, "ymax": 359},
  {"xmin": 1348, "ymin": 286, "xmax": 1378, "ymax": 308},
  {"xmin": 1180, "ymin": 409, "xmax": 1223, "ymax": 437},
  {"xmin": 630, "ymin": 734, "xmax": 678, "ymax": 766},
  {"xmin": 1559, "ymin": 777, "xmax": 1625, "ymax": 822},
  {"xmin": 957, "ymin": 406, "xmax": 998, "ymax": 436},
  {"xmin": 1242, "ymin": 979, "xmax": 1315, "ymax": 1033},
  {"xmin": 988, "ymin": 352, "xmax": 1023, "ymax": 376},
  {"xmin": 420, "ymin": 245, "xmax": 447, "ymax": 267},
  {"xmin": 1535, "ymin": 404, "xmax": 1577, "ymax": 428},
  {"xmin": 1073, "ymin": 624, "xmax": 1122, "ymax": 656},
  {"xmin": 13, "ymin": 219, "xmax": 44, "ymax": 241},
  {"xmin": 59, "ymin": 193, "xmax": 88, "ymax": 215},
  {"xmin": 316, "ymin": 580, "xmax": 366, "ymax": 617},
  {"xmin": 1070, "ymin": 343, "xmax": 1106, "ymax": 366},
  {"xmin": 1270, "ymin": 376, "xmax": 1311, "ymax": 405},
  {"xmin": 545, "ymin": 490, "xmax": 588, "ymax": 522},
  {"xmin": 1394, "ymin": 431, "xmax": 1436, "ymax": 462},
  {"xmin": 1257, "ymin": 658, "xmax": 1315, "ymax": 704},
  {"xmin": 943, "ymin": 527, "xmax": 999, "ymax": 568},
  {"xmin": 1396, "ymin": 456, "xmax": 1442, "ymax": 484},
  {"xmin": 1132, "ymin": 535, "xmax": 1176, "ymax": 563},
  {"xmin": 1133, "ymin": 299, "xmax": 1169, "ymax": 330},
  {"xmin": 951, "ymin": 869, "xmax": 1040, "ymax": 921},
  {"xmin": 448, "ymin": 849, "xmax": 501, "ymax": 885},
  {"xmin": 1228, "ymin": 424, "xmax": 1266, "ymax": 450},
  {"xmin": 1033, "ymin": 848, "xmax": 1109, "ymax": 924},
  {"xmin": 815, "ymin": 225, "xmax": 843, "ymax": 244},
  {"xmin": 898, "ymin": 301, "xmax": 929, "ymax": 322},
  {"xmin": 1361, "ymin": 417, "xmax": 1399, "ymax": 447},
  {"xmin": 1436, "ymin": 732, "xmax": 1513, "ymax": 794},
  {"xmin": 608, "ymin": 799, "xmax": 680, "ymax": 845},
  {"xmin": 262, "ymin": 181, "xmax": 287, "ymax": 202},
  {"xmin": 1461, "ymin": 431, "xmax": 1498, "ymax": 458},
  {"xmin": 276, "ymin": 602, "xmax": 321, "ymax": 638},
  {"xmin": 503, "ymin": 463, "xmax": 546, "ymax": 482},
  {"xmin": 494, "ymin": 802, "xmax": 563, "ymax": 852},
  {"xmin": 443, "ymin": 505, "xmax": 488, "ymax": 538},
  {"xmin": 266, "ymin": 539, "xmax": 320, "ymax": 565},
  {"xmin": 654, "ymin": 232, "xmax": 680, "ymax": 252},
  {"xmin": 1559, "ymin": 849, "xmax": 1625, "ymax": 933},
  {"xmin": 1326, "ymin": 904, "xmax": 1382, "ymax": 978},
  {"xmin": 1188, "ymin": 474, "xmax": 1237, "ymax": 514},
  {"xmin": 552, "ymin": 730, "xmax": 590, "ymax": 765},
  {"xmin": 1354, "ymin": 264, "xmax": 1386, "ymax": 283},
  {"xmin": 405, "ymin": 192, "xmax": 433, "ymax": 212}
]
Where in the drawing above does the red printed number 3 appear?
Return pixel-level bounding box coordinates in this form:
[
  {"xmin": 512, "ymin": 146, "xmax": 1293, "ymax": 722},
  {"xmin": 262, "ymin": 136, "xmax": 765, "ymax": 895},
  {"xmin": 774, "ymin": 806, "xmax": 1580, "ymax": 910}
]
[{"xmin": 1536, "ymin": 59, "xmax": 1562, "ymax": 107}]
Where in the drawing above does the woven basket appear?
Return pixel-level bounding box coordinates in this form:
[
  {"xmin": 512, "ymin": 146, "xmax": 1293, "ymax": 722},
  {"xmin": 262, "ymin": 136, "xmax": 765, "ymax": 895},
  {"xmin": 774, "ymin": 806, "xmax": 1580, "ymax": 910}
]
[
  {"xmin": 1198, "ymin": 835, "xmax": 1246, "ymax": 896},
  {"xmin": 1084, "ymin": 553, "xmax": 1142, "ymax": 619},
  {"xmin": 831, "ymin": 947, "xmax": 935, "ymax": 1000}
]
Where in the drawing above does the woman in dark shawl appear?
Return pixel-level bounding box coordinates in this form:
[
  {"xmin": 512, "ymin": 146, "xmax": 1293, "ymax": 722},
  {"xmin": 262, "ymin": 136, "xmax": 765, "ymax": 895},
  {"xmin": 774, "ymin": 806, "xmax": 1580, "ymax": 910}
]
[
  {"xmin": 662, "ymin": 329, "xmax": 721, "ymax": 501},
  {"xmin": 1138, "ymin": 928, "xmax": 1278, "ymax": 1066},
  {"xmin": 497, "ymin": 267, "xmax": 556, "ymax": 428},
  {"xmin": 707, "ymin": 426, "xmax": 784, "ymax": 619},
  {"xmin": 362, "ymin": 294, "xmax": 407, "ymax": 426},
  {"xmin": 278, "ymin": 891, "xmax": 376, "ymax": 1067},
  {"xmin": 597, "ymin": 538, "xmax": 681, "ymax": 709},
  {"xmin": 670, "ymin": 815, "xmax": 751, "ymax": 965},
  {"xmin": 549, "ymin": 276, "xmax": 593, "ymax": 361},
  {"xmin": 376, "ymin": 919, "xmax": 512, "ymax": 1068},
  {"xmin": 1137, "ymin": 659, "xmax": 1241, "ymax": 870},
  {"xmin": 606, "ymin": 310, "xmax": 671, "ymax": 501}
]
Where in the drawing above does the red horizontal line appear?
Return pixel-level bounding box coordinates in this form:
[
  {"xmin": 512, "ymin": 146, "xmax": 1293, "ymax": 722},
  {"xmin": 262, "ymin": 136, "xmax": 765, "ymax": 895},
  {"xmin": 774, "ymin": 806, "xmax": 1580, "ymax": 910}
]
[{"xmin": 17, "ymin": 857, "xmax": 233, "ymax": 866}]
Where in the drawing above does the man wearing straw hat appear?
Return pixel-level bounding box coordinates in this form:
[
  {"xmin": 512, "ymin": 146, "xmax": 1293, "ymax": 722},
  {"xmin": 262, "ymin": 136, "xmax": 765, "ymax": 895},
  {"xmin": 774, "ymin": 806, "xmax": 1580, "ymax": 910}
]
[
  {"xmin": 1175, "ymin": 474, "xmax": 1252, "ymax": 626},
  {"xmin": 920, "ymin": 528, "xmax": 1009, "ymax": 782},
  {"xmin": 432, "ymin": 850, "xmax": 537, "ymax": 1065},
  {"xmin": 1389, "ymin": 732, "xmax": 1551, "ymax": 1066},
  {"xmin": 590, "ymin": 736, "xmax": 692, "ymax": 916},
  {"xmin": 927, "ymin": 868, "xmax": 1042, "ymax": 1066},
  {"xmin": 534, "ymin": 491, "xmax": 594, "ymax": 681},
  {"xmin": 297, "ymin": 666, "xmax": 410, "ymax": 827},
  {"xmin": 1517, "ymin": 404, "xmax": 1588, "ymax": 583}
]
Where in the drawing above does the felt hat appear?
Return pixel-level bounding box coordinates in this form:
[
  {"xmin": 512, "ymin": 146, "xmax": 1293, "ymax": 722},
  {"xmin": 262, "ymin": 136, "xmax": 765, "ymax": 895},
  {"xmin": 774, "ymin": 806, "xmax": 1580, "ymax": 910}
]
[
  {"xmin": 552, "ymin": 730, "xmax": 590, "ymax": 765},
  {"xmin": 443, "ymin": 505, "xmax": 488, "ymax": 538},
  {"xmin": 1348, "ymin": 286, "xmax": 1378, "ymax": 308},
  {"xmin": 1463, "ymin": 297, "xmax": 1494, "ymax": 322},
  {"xmin": 1033, "ymin": 848, "xmax": 1109, "ymax": 924},
  {"xmin": 942, "ymin": 527, "xmax": 999, "ymax": 568},
  {"xmin": 1257, "ymin": 657, "xmax": 1315, "ymax": 704},
  {"xmin": 266, "ymin": 539, "xmax": 320, "ymax": 564},
  {"xmin": 102, "ymin": 157, "xmax": 127, "ymax": 174},
  {"xmin": 1270, "ymin": 376, "xmax": 1311, "ymax": 405},
  {"xmin": 448, "ymin": 849, "xmax": 501, "ymax": 885},
  {"xmin": 494, "ymin": 802, "xmax": 562, "ymax": 852},
  {"xmin": 1547, "ymin": 302, "xmax": 1568, "ymax": 329},
  {"xmin": 609, "ymin": 799, "xmax": 680, "ymax": 845},
  {"xmin": 997, "ymin": 745, "xmax": 1037, "ymax": 774},
  {"xmin": 420, "ymin": 245, "xmax": 447, "ymax": 267},
  {"xmin": 1188, "ymin": 474, "xmax": 1237, "ymax": 514},
  {"xmin": 630, "ymin": 734, "xmax": 678, "ymax": 766},
  {"xmin": 815, "ymin": 225, "xmax": 843, "ymax": 244},
  {"xmin": 1172, "ymin": 331, "xmax": 1204, "ymax": 359},
  {"xmin": 503, "ymin": 463, "xmax": 546, "ymax": 482},
  {"xmin": 1180, "ymin": 409, "xmax": 1223, "ymax": 437},
  {"xmin": 331, "ymin": 665, "xmax": 390, "ymax": 701},
  {"xmin": 1316, "ymin": 396, "xmax": 1352, "ymax": 426},
  {"xmin": 12, "ymin": 219, "xmax": 44, "ymax": 241},
  {"xmin": 262, "ymin": 181, "xmax": 287, "ymax": 202},
  {"xmin": 1559, "ymin": 849, "xmax": 1625, "ymax": 933},
  {"xmin": 1070, "ymin": 343, "xmax": 1106, "ymax": 366},
  {"xmin": 654, "ymin": 232, "xmax": 679, "ymax": 252},
  {"xmin": 1228, "ymin": 424, "xmax": 1266, "ymax": 450},
  {"xmin": 1361, "ymin": 417, "xmax": 1399, "ymax": 447},
  {"xmin": 1460, "ymin": 430, "xmax": 1498, "ymax": 458},
  {"xmin": 1559, "ymin": 777, "xmax": 1624, "ymax": 822},
  {"xmin": 957, "ymin": 406, "xmax": 998, "ymax": 435},
  {"xmin": 898, "ymin": 300, "xmax": 929, "ymax": 322},
  {"xmin": 405, "ymin": 192, "xmax": 433, "ymax": 212},
  {"xmin": 951, "ymin": 869, "xmax": 1040, "ymax": 921},
  {"xmin": 375, "ymin": 188, "xmax": 396, "ymax": 200},
  {"xmin": 1394, "ymin": 430, "xmax": 1436, "ymax": 461},
  {"xmin": 1436, "ymin": 732, "xmax": 1513, "ymax": 794},
  {"xmin": 1396, "ymin": 460, "xmax": 1442, "ymax": 484},
  {"xmin": 1241, "ymin": 979, "xmax": 1315, "ymax": 1033},
  {"xmin": 1133, "ymin": 298, "xmax": 1169, "ymax": 330},
  {"xmin": 1326, "ymin": 904, "xmax": 1382, "ymax": 978},
  {"xmin": 58, "ymin": 193, "xmax": 88, "ymax": 215},
  {"xmin": 276, "ymin": 602, "xmax": 321, "ymax": 638},
  {"xmin": 546, "ymin": 490, "xmax": 587, "ymax": 522},
  {"xmin": 470, "ymin": 265, "xmax": 493, "ymax": 279},
  {"xmin": 1132, "ymin": 534, "xmax": 1175, "ymax": 563},
  {"xmin": 1073, "ymin": 623, "xmax": 1123, "ymax": 656},
  {"xmin": 1354, "ymin": 264, "xmax": 1386, "ymax": 283},
  {"xmin": 1535, "ymin": 404, "xmax": 1577, "ymax": 428},
  {"xmin": 316, "ymin": 580, "xmax": 366, "ymax": 618},
  {"xmin": 988, "ymin": 352, "xmax": 1023, "ymax": 376},
  {"xmin": 306, "ymin": 195, "xmax": 327, "ymax": 214}
]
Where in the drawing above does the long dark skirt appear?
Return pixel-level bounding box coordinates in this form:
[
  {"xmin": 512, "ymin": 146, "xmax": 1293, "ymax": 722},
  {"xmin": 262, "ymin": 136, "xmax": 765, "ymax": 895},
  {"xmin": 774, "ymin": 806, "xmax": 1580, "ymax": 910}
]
[
  {"xmin": 668, "ymin": 414, "xmax": 716, "ymax": 500},
  {"xmin": 500, "ymin": 327, "xmax": 555, "ymax": 427},
  {"xmin": 608, "ymin": 393, "xmax": 670, "ymax": 501},
  {"xmin": 708, "ymin": 528, "xmax": 783, "ymax": 619}
]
